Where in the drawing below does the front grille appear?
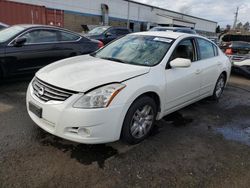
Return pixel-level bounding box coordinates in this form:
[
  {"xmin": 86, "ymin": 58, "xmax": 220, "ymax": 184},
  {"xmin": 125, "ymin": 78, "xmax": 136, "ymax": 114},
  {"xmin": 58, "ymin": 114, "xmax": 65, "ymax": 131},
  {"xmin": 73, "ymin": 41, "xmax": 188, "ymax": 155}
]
[{"xmin": 32, "ymin": 77, "xmax": 77, "ymax": 102}]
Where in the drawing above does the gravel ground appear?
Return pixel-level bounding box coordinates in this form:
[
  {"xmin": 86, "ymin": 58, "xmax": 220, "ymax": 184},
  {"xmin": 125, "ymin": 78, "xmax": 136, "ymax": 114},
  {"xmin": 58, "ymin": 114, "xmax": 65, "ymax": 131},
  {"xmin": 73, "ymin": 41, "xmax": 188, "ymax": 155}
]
[{"xmin": 0, "ymin": 74, "xmax": 249, "ymax": 188}]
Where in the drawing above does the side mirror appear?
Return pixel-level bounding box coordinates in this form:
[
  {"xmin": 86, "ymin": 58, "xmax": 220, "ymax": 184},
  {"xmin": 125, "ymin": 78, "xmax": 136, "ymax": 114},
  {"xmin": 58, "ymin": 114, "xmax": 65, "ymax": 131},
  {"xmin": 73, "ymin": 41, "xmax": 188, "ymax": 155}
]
[
  {"xmin": 105, "ymin": 32, "xmax": 112, "ymax": 37},
  {"xmin": 170, "ymin": 58, "xmax": 191, "ymax": 68},
  {"xmin": 14, "ymin": 37, "xmax": 27, "ymax": 47}
]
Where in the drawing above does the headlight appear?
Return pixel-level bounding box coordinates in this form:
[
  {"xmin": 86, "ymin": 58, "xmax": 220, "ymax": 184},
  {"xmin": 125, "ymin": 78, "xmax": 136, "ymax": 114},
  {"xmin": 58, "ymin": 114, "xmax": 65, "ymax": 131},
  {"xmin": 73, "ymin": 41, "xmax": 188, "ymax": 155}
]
[{"xmin": 73, "ymin": 83, "xmax": 126, "ymax": 108}]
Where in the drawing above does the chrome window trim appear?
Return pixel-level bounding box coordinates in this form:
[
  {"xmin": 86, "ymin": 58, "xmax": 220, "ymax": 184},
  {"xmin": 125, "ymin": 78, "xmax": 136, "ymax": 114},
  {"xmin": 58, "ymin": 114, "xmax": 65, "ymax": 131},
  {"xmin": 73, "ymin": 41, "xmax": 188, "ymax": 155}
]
[{"xmin": 8, "ymin": 27, "xmax": 82, "ymax": 46}]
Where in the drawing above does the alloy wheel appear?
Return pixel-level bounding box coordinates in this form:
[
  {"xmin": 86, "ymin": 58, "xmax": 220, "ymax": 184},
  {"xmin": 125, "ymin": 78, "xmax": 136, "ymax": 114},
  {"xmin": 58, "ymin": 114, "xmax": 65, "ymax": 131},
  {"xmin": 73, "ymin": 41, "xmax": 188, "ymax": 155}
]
[{"xmin": 130, "ymin": 105, "xmax": 154, "ymax": 139}]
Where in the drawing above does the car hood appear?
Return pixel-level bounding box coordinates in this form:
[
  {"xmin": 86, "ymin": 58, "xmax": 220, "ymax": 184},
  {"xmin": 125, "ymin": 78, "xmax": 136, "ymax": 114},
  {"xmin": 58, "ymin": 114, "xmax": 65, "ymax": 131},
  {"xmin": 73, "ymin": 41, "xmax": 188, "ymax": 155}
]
[{"xmin": 36, "ymin": 55, "xmax": 150, "ymax": 92}]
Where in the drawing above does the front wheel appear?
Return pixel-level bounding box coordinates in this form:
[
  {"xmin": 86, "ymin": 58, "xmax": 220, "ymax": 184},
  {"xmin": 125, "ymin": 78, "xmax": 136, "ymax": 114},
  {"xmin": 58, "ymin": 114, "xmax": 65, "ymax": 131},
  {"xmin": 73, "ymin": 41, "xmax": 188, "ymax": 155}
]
[
  {"xmin": 121, "ymin": 96, "xmax": 157, "ymax": 144},
  {"xmin": 211, "ymin": 73, "xmax": 226, "ymax": 100}
]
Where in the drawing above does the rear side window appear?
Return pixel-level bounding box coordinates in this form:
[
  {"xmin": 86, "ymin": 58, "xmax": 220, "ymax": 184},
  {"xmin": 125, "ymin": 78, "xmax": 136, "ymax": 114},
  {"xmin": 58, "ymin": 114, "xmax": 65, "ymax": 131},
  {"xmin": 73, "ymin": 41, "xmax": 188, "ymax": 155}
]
[
  {"xmin": 116, "ymin": 29, "xmax": 129, "ymax": 35},
  {"xmin": 59, "ymin": 31, "xmax": 80, "ymax": 41},
  {"xmin": 213, "ymin": 45, "xmax": 218, "ymax": 56},
  {"xmin": 108, "ymin": 29, "xmax": 117, "ymax": 35},
  {"xmin": 197, "ymin": 38, "xmax": 216, "ymax": 59}
]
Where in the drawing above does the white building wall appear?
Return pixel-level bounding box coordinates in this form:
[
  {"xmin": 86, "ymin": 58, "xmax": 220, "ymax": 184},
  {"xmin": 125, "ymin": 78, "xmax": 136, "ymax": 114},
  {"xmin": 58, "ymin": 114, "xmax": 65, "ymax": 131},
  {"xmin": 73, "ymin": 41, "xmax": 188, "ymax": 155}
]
[{"xmin": 10, "ymin": 0, "xmax": 217, "ymax": 33}]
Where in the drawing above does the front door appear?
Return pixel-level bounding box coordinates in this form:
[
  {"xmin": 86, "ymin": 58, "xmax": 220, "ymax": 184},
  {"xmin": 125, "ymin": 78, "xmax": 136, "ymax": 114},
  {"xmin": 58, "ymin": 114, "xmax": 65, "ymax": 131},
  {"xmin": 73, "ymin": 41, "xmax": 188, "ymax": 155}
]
[
  {"xmin": 164, "ymin": 38, "xmax": 201, "ymax": 111},
  {"xmin": 5, "ymin": 29, "xmax": 61, "ymax": 75}
]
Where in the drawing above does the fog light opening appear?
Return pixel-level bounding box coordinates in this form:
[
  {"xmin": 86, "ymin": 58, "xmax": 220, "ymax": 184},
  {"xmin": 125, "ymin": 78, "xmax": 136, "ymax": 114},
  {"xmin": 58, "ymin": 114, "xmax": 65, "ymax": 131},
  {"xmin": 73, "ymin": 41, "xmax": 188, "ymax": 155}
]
[
  {"xmin": 68, "ymin": 127, "xmax": 79, "ymax": 133},
  {"xmin": 78, "ymin": 127, "xmax": 91, "ymax": 136}
]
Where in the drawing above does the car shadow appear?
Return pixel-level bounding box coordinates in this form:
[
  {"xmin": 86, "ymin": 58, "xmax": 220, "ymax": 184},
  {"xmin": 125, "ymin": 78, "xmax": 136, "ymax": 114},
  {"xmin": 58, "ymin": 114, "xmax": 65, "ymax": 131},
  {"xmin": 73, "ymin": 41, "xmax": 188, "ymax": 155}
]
[{"xmin": 34, "ymin": 127, "xmax": 118, "ymax": 169}]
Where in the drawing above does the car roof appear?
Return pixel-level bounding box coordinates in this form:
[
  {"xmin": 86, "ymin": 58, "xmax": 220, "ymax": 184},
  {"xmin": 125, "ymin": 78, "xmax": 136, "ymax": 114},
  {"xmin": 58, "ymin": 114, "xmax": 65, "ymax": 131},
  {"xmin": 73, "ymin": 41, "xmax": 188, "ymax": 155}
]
[
  {"xmin": 10, "ymin": 24, "xmax": 81, "ymax": 36},
  {"xmin": 0, "ymin": 22, "xmax": 9, "ymax": 27},
  {"xmin": 131, "ymin": 31, "xmax": 192, "ymax": 39},
  {"xmin": 15, "ymin": 24, "xmax": 63, "ymax": 29},
  {"xmin": 153, "ymin": 26, "xmax": 193, "ymax": 30},
  {"xmin": 95, "ymin": 26, "xmax": 129, "ymax": 30}
]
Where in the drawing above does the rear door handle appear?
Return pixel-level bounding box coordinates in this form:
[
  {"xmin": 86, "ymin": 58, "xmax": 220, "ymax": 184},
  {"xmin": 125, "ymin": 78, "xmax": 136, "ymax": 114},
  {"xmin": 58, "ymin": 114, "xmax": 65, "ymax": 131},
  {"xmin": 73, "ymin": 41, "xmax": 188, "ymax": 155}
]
[
  {"xmin": 195, "ymin": 69, "xmax": 201, "ymax": 74},
  {"xmin": 217, "ymin": 62, "xmax": 222, "ymax": 66}
]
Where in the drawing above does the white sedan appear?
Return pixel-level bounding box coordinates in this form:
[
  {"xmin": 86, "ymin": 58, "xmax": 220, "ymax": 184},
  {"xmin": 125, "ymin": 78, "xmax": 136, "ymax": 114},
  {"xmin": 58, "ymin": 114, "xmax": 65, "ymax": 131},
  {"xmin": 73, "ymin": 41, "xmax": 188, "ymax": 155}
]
[{"xmin": 26, "ymin": 32, "xmax": 231, "ymax": 144}]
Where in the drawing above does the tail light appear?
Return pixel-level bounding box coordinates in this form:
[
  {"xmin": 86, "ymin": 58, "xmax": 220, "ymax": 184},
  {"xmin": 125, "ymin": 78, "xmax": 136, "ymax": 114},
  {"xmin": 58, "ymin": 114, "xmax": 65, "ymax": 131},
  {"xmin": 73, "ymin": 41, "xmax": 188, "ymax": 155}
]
[
  {"xmin": 98, "ymin": 41, "xmax": 104, "ymax": 48},
  {"xmin": 225, "ymin": 48, "xmax": 233, "ymax": 55}
]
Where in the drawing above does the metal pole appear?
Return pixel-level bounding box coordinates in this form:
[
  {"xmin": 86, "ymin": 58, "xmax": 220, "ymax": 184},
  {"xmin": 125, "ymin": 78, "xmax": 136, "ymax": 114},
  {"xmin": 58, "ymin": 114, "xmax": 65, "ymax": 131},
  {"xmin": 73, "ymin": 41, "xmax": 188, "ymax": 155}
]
[
  {"xmin": 233, "ymin": 7, "xmax": 239, "ymax": 29},
  {"xmin": 127, "ymin": 1, "xmax": 130, "ymax": 28}
]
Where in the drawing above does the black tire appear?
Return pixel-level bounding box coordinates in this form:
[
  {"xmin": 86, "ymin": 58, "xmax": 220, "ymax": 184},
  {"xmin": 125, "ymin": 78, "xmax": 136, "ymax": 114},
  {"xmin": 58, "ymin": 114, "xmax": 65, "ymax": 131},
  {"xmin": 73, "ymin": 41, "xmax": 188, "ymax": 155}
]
[
  {"xmin": 211, "ymin": 73, "xmax": 226, "ymax": 101},
  {"xmin": 121, "ymin": 96, "xmax": 157, "ymax": 144}
]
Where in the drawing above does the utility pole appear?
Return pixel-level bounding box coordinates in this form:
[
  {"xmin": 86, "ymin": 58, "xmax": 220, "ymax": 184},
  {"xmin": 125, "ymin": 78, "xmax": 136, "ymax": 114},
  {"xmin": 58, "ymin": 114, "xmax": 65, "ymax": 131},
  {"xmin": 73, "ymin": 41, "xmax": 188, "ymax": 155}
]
[{"xmin": 233, "ymin": 7, "xmax": 239, "ymax": 29}]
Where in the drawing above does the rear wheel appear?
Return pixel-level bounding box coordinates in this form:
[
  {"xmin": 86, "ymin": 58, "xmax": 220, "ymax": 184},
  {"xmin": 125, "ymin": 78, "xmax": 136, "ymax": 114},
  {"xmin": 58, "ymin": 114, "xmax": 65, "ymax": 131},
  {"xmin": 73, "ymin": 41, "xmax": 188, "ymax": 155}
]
[
  {"xmin": 121, "ymin": 96, "xmax": 157, "ymax": 144},
  {"xmin": 0, "ymin": 67, "xmax": 3, "ymax": 81},
  {"xmin": 211, "ymin": 73, "xmax": 226, "ymax": 100}
]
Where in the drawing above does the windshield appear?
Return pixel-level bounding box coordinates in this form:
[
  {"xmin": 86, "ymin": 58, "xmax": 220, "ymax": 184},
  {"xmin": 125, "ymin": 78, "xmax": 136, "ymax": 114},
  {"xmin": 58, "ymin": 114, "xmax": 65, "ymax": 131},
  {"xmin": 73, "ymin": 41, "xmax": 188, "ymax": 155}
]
[
  {"xmin": 88, "ymin": 26, "xmax": 109, "ymax": 35},
  {"xmin": 0, "ymin": 25, "xmax": 25, "ymax": 43},
  {"xmin": 94, "ymin": 35, "xmax": 173, "ymax": 66}
]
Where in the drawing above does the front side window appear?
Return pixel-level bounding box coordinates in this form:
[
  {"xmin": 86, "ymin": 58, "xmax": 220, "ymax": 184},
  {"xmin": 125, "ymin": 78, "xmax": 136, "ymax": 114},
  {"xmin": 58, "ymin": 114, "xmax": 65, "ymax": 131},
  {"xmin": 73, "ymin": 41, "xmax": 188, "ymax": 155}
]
[
  {"xmin": 22, "ymin": 29, "xmax": 58, "ymax": 44},
  {"xmin": 170, "ymin": 39, "xmax": 196, "ymax": 62},
  {"xmin": 94, "ymin": 35, "xmax": 173, "ymax": 66},
  {"xmin": 197, "ymin": 38, "xmax": 215, "ymax": 59}
]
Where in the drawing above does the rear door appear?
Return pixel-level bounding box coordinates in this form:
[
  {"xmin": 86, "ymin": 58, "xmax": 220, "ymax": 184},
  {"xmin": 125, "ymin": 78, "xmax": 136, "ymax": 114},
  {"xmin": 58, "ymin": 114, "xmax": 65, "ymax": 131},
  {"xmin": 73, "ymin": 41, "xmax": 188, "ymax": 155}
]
[
  {"xmin": 52, "ymin": 30, "xmax": 82, "ymax": 59},
  {"xmin": 196, "ymin": 38, "xmax": 221, "ymax": 95}
]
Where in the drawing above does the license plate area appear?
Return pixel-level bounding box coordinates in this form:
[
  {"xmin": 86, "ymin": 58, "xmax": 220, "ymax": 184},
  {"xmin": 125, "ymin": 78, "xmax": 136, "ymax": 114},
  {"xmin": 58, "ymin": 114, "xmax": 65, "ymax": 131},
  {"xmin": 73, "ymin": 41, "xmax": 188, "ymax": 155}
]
[{"xmin": 29, "ymin": 102, "xmax": 42, "ymax": 118}]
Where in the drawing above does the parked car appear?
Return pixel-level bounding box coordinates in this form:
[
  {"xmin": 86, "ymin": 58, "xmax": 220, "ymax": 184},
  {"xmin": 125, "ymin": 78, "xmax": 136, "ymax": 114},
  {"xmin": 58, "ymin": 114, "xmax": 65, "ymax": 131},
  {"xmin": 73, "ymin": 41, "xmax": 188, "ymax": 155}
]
[
  {"xmin": 149, "ymin": 26, "xmax": 197, "ymax": 34},
  {"xmin": 85, "ymin": 26, "xmax": 131, "ymax": 44},
  {"xmin": 0, "ymin": 24, "xmax": 103, "ymax": 78},
  {"xmin": 0, "ymin": 22, "xmax": 8, "ymax": 30},
  {"xmin": 26, "ymin": 32, "xmax": 231, "ymax": 144},
  {"xmin": 225, "ymin": 41, "xmax": 250, "ymax": 78},
  {"xmin": 208, "ymin": 37, "xmax": 219, "ymax": 45}
]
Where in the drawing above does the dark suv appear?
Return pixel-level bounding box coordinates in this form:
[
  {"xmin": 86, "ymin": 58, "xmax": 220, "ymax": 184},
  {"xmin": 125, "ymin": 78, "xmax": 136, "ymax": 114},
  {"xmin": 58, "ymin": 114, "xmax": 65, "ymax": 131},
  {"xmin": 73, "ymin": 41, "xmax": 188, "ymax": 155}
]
[
  {"xmin": 85, "ymin": 26, "xmax": 131, "ymax": 44},
  {"xmin": 149, "ymin": 27, "xmax": 197, "ymax": 34}
]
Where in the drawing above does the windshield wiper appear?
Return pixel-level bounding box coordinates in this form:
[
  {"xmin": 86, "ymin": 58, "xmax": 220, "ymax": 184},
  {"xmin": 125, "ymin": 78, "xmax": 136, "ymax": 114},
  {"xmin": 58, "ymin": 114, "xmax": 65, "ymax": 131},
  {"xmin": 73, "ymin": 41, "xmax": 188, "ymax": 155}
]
[{"xmin": 100, "ymin": 57, "xmax": 128, "ymax": 64}]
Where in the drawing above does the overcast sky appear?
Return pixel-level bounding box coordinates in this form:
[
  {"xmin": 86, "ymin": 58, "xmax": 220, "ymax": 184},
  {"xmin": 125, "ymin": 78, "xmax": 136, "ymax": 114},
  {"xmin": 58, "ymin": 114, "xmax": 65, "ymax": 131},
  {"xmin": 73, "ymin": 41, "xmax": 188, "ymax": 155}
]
[{"xmin": 135, "ymin": 0, "xmax": 250, "ymax": 27}]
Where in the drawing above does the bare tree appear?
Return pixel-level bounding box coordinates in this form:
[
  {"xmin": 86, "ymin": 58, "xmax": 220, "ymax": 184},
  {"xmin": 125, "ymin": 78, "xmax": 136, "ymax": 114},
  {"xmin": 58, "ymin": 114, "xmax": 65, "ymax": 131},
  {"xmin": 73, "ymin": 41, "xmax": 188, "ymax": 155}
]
[
  {"xmin": 226, "ymin": 24, "xmax": 231, "ymax": 31},
  {"xmin": 236, "ymin": 22, "xmax": 243, "ymax": 29},
  {"xmin": 243, "ymin": 22, "xmax": 250, "ymax": 31}
]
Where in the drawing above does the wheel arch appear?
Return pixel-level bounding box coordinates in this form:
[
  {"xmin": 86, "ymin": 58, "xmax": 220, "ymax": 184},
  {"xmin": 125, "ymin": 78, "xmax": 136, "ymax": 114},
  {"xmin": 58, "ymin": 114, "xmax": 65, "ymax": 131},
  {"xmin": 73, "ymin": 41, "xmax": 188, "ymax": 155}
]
[
  {"xmin": 221, "ymin": 71, "xmax": 227, "ymax": 80},
  {"xmin": 134, "ymin": 91, "xmax": 161, "ymax": 113}
]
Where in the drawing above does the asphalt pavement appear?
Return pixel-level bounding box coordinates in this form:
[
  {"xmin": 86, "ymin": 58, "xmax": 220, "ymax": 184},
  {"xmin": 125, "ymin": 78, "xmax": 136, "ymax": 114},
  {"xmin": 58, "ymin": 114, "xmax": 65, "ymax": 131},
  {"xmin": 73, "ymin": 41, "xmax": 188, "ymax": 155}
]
[{"xmin": 0, "ymin": 75, "xmax": 250, "ymax": 188}]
